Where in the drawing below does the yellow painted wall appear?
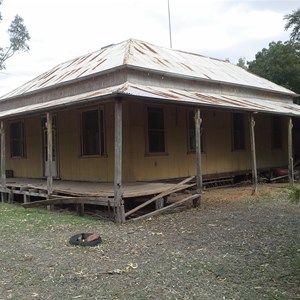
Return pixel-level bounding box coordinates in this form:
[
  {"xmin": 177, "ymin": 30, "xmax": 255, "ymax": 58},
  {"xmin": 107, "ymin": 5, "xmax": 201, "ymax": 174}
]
[
  {"xmin": 58, "ymin": 104, "xmax": 115, "ymax": 182},
  {"xmin": 255, "ymin": 114, "xmax": 288, "ymax": 168},
  {"xmin": 123, "ymin": 102, "xmax": 289, "ymax": 181},
  {"xmin": 4, "ymin": 100, "xmax": 289, "ymax": 182},
  {"xmin": 6, "ymin": 116, "xmax": 42, "ymax": 178}
]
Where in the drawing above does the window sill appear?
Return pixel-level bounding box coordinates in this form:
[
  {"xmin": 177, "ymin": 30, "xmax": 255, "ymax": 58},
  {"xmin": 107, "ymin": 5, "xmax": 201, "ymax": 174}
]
[
  {"xmin": 144, "ymin": 152, "xmax": 169, "ymax": 157},
  {"xmin": 80, "ymin": 154, "xmax": 108, "ymax": 159},
  {"xmin": 187, "ymin": 150, "xmax": 205, "ymax": 154}
]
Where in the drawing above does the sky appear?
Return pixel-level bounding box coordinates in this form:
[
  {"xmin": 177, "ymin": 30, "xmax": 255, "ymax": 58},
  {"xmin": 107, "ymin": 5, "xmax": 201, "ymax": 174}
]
[{"xmin": 0, "ymin": 0, "xmax": 299, "ymax": 96}]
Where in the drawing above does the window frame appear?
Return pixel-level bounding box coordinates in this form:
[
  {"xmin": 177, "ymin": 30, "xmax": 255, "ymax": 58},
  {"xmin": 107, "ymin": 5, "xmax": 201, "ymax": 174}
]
[
  {"xmin": 231, "ymin": 113, "xmax": 245, "ymax": 151},
  {"xmin": 9, "ymin": 119, "xmax": 26, "ymax": 158},
  {"xmin": 80, "ymin": 106, "xmax": 106, "ymax": 157},
  {"xmin": 146, "ymin": 106, "xmax": 167, "ymax": 155}
]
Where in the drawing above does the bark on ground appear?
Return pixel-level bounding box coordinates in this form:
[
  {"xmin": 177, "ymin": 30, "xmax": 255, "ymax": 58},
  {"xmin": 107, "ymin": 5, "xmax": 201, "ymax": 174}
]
[{"xmin": 0, "ymin": 183, "xmax": 299, "ymax": 300}]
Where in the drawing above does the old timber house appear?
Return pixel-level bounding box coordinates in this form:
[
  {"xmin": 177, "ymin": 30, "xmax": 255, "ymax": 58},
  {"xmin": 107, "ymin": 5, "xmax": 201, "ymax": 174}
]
[{"xmin": 0, "ymin": 39, "xmax": 299, "ymax": 222}]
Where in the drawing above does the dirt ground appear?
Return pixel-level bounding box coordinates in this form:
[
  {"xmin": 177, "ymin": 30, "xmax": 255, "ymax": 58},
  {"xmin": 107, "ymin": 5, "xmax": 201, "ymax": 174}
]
[{"xmin": 0, "ymin": 183, "xmax": 299, "ymax": 300}]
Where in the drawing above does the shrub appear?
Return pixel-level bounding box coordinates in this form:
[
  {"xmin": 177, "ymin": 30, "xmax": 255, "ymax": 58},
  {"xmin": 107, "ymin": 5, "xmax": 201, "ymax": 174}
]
[{"xmin": 287, "ymin": 185, "xmax": 300, "ymax": 204}]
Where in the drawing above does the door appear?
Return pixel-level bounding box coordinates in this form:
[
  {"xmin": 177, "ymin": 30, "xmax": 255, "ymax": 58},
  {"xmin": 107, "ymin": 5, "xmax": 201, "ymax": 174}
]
[{"xmin": 41, "ymin": 115, "xmax": 59, "ymax": 178}]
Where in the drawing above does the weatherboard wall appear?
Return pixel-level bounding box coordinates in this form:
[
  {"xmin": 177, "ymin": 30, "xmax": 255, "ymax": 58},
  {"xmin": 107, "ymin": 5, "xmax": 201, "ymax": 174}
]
[
  {"xmin": 4, "ymin": 101, "xmax": 288, "ymax": 182},
  {"xmin": 6, "ymin": 115, "xmax": 42, "ymax": 178}
]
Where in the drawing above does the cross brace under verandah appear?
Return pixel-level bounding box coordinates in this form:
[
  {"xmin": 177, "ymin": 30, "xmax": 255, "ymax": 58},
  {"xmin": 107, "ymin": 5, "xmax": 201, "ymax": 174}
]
[
  {"xmin": 124, "ymin": 176, "xmax": 196, "ymax": 219},
  {"xmin": 129, "ymin": 193, "xmax": 200, "ymax": 222},
  {"xmin": 125, "ymin": 176, "xmax": 195, "ymax": 218}
]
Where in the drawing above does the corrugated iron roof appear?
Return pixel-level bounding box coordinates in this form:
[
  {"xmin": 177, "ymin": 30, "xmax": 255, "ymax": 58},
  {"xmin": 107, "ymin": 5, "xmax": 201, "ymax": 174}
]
[
  {"xmin": 1, "ymin": 82, "xmax": 300, "ymax": 119},
  {"xmin": 123, "ymin": 83, "xmax": 300, "ymax": 116},
  {"xmin": 0, "ymin": 39, "xmax": 296, "ymax": 100}
]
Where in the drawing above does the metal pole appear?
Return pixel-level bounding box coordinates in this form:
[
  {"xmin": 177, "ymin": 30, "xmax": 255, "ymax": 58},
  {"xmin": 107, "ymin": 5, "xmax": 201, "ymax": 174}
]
[{"xmin": 168, "ymin": 0, "xmax": 173, "ymax": 48}]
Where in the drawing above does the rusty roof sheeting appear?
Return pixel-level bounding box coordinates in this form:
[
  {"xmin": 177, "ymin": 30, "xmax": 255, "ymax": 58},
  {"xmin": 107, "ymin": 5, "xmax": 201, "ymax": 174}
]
[
  {"xmin": 123, "ymin": 83, "xmax": 300, "ymax": 116},
  {"xmin": 1, "ymin": 82, "xmax": 300, "ymax": 119},
  {"xmin": 1, "ymin": 39, "xmax": 296, "ymax": 100}
]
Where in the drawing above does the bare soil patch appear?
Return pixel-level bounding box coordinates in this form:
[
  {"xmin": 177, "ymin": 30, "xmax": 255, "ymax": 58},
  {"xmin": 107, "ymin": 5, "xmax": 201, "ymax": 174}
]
[{"xmin": 0, "ymin": 183, "xmax": 299, "ymax": 299}]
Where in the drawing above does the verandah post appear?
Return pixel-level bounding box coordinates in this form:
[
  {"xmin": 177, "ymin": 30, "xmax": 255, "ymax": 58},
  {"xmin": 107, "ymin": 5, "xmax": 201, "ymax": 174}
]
[
  {"xmin": 194, "ymin": 108, "xmax": 202, "ymax": 206},
  {"xmin": 288, "ymin": 117, "xmax": 294, "ymax": 185},
  {"xmin": 250, "ymin": 113, "xmax": 258, "ymax": 195},
  {"xmin": 46, "ymin": 112, "xmax": 53, "ymax": 195},
  {"xmin": 114, "ymin": 97, "xmax": 125, "ymax": 223},
  {"xmin": 0, "ymin": 120, "xmax": 6, "ymax": 202}
]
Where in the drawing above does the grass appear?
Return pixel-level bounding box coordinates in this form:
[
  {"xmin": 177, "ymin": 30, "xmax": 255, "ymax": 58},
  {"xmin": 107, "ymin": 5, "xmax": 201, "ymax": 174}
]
[
  {"xmin": 287, "ymin": 184, "xmax": 300, "ymax": 204},
  {"xmin": 0, "ymin": 203, "xmax": 101, "ymax": 237},
  {"xmin": 0, "ymin": 187, "xmax": 299, "ymax": 299}
]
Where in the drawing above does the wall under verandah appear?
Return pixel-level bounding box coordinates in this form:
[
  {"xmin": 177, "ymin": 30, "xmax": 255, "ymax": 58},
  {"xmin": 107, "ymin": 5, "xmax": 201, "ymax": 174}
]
[{"xmin": 4, "ymin": 100, "xmax": 288, "ymax": 182}]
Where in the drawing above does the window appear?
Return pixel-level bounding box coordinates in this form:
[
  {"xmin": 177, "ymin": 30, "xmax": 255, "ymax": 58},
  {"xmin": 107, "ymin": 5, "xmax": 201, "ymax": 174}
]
[
  {"xmin": 81, "ymin": 108, "xmax": 105, "ymax": 156},
  {"xmin": 10, "ymin": 120, "xmax": 26, "ymax": 158},
  {"xmin": 187, "ymin": 110, "xmax": 204, "ymax": 152},
  {"xmin": 272, "ymin": 116, "xmax": 282, "ymax": 149},
  {"xmin": 232, "ymin": 113, "xmax": 245, "ymax": 150},
  {"xmin": 147, "ymin": 107, "xmax": 165, "ymax": 153}
]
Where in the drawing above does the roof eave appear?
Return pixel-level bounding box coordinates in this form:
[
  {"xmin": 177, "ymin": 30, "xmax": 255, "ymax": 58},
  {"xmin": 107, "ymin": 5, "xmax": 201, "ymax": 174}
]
[
  {"xmin": 1, "ymin": 63, "xmax": 297, "ymax": 104},
  {"xmin": 125, "ymin": 65, "xmax": 296, "ymax": 98}
]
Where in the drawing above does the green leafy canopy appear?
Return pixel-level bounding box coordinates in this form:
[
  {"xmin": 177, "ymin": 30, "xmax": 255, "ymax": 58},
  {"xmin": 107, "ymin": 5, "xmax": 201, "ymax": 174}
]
[
  {"xmin": 0, "ymin": 1, "xmax": 30, "ymax": 70},
  {"xmin": 248, "ymin": 41, "xmax": 300, "ymax": 96},
  {"xmin": 284, "ymin": 8, "xmax": 300, "ymax": 43}
]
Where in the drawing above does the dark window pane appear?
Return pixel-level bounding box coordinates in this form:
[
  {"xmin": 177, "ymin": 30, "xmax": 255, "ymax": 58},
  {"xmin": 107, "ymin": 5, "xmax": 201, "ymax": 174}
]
[
  {"xmin": 149, "ymin": 132, "xmax": 165, "ymax": 153},
  {"xmin": 232, "ymin": 113, "xmax": 245, "ymax": 150},
  {"xmin": 148, "ymin": 107, "xmax": 165, "ymax": 153},
  {"xmin": 272, "ymin": 116, "xmax": 282, "ymax": 148},
  {"xmin": 10, "ymin": 121, "xmax": 25, "ymax": 157},
  {"xmin": 148, "ymin": 108, "xmax": 164, "ymax": 130},
  {"xmin": 188, "ymin": 111, "xmax": 196, "ymax": 151},
  {"xmin": 82, "ymin": 110, "xmax": 101, "ymax": 156}
]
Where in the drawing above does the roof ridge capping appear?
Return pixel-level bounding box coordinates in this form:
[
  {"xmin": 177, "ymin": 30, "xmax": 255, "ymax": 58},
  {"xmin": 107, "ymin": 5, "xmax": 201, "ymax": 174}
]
[{"xmin": 126, "ymin": 38, "xmax": 230, "ymax": 62}]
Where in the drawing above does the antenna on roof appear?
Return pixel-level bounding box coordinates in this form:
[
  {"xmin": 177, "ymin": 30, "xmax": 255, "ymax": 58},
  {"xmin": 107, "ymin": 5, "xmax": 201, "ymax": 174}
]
[{"xmin": 168, "ymin": 0, "xmax": 173, "ymax": 48}]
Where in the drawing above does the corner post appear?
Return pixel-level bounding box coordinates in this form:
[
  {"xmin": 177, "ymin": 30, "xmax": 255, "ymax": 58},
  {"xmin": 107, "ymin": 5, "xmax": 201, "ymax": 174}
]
[
  {"xmin": 46, "ymin": 113, "xmax": 53, "ymax": 195},
  {"xmin": 0, "ymin": 121, "xmax": 6, "ymax": 202},
  {"xmin": 114, "ymin": 98, "xmax": 125, "ymax": 223},
  {"xmin": 250, "ymin": 113, "xmax": 258, "ymax": 195},
  {"xmin": 194, "ymin": 108, "xmax": 202, "ymax": 206},
  {"xmin": 288, "ymin": 117, "xmax": 294, "ymax": 185}
]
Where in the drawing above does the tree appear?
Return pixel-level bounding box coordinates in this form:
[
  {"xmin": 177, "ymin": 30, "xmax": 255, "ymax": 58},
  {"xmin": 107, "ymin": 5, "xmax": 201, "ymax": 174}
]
[
  {"xmin": 0, "ymin": 1, "xmax": 30, "ymax": 70},
  {"xmin": 237, "ymin": 57, "xmax": 247, "ymax": 69},
  {"xmin": 284, "ymin": 8, "xmax": 300, "ymax": 42},
  {"xmin": 248, "ymin": 41, "xmax": 300, "ymax": 97}
]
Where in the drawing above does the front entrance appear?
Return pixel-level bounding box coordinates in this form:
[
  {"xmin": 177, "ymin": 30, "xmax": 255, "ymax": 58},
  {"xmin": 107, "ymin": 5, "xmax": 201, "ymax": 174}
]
[{"xmin": 41, "ymin": 116, "xmax": 59, "ymax": 178}]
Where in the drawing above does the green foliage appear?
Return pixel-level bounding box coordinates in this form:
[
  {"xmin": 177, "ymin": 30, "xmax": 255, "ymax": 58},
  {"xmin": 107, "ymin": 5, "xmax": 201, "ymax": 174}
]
[
  {"xmin": 237, "ymin": 57, "xmax": 248, "ymax": 69},
  {"xmin": 287, "ymin": 185, "xmax": 300, "ymax": 204},
  {"xmin": 8, "ymin": 15, "xmax": 30, "ymax": 52},
  {"xmin": 284, "ymin": 8, "xmax": 300, "ymax": 42},
  {"xmin": 248, "ymin": 41, "xmax": 300, "ymax": 99},
  {"xmin": 0, "ymin": 1, "xmax": 30, "ymax": 70}
]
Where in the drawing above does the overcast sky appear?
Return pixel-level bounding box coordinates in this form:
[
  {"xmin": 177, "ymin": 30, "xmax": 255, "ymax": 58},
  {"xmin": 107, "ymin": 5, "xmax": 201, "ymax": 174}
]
[{"xmin": 0, "ymin": 0, "xmax": 299, "ymax": 96}]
